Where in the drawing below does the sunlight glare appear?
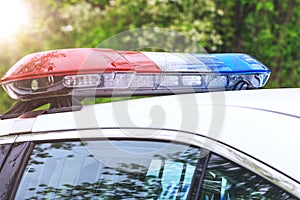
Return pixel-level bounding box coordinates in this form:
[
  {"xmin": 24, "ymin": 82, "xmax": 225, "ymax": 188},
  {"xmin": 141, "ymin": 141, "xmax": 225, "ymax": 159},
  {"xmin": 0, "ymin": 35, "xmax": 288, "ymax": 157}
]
[{"xmin": 0, "ymin": 0, "xmax": 30, "ymax": 37}]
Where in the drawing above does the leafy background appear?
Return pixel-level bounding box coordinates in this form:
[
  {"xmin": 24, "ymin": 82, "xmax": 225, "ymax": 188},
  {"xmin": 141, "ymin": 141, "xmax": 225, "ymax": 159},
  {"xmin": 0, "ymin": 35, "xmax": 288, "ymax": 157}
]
[{"xmin": 0, "ymin": 0, "xmax": 299, "ymax": 113}]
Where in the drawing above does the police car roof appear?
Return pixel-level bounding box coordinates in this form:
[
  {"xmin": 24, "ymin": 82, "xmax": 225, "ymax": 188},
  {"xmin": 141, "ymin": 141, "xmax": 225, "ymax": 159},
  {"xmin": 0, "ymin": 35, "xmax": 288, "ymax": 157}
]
[{"xmin": 1, "ymin": 88, "xmax": 300, "ymax": 183}]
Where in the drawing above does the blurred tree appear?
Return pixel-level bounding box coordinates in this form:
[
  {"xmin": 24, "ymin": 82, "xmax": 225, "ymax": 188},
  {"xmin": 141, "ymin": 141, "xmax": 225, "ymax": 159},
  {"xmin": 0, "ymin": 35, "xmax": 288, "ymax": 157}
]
[
  {"xmin": 99, "ymin": 0, "xmax": 222, "ymax": 51},
  {"xmin": 0, "ymin": 66, "xmax": 12, "ymax": 114},
  {"xmin": 213, "ymin": 0, "xmax": 300, "ymax": 87}
]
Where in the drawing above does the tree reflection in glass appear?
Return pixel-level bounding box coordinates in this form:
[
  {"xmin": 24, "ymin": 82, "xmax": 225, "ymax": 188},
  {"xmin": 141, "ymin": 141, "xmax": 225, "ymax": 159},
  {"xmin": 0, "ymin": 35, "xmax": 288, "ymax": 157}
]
[
  {"xmin": 15, "ymin": 140, "xmax": 201, "ymax": 200},
  {"xmin": 200, "ymin": 154, "xmax": 297, "ymax": 200}
]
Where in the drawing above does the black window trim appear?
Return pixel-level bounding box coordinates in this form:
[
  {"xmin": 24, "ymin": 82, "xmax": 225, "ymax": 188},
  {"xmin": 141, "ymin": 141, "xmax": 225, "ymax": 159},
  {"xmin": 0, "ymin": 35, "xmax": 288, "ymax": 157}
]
[
  {"xmin": 187, "ymin": 149, "xmax": 211, "ymax": 199},
  {"xmin": 0, "ymin": 142, "xmax": 34, "ymax": 200}
]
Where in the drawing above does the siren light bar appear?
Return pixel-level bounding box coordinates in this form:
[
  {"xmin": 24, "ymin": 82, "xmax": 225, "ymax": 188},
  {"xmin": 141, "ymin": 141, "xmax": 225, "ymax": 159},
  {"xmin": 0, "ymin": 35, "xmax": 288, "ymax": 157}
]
[{"xmin": 1, "ymin": 48, "xmax": 270, "ymax": 100}]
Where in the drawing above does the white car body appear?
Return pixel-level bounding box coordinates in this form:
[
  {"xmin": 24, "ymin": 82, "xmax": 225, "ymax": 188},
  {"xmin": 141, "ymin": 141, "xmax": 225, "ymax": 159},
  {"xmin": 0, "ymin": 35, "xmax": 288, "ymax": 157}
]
[{"xmin": 1, "ymin": 88, "xmax": 300, "ymax": 198}]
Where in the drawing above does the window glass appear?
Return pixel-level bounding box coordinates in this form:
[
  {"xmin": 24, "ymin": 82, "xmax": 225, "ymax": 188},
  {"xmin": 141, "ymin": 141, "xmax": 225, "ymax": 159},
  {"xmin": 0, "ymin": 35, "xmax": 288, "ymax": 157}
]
[
  {"xmin": 200, "ymin": 154, "xmax": 297, "ymax": 200},
  {"xmin": 15, "ymin": 140, "xmax": 201, "ymax": 199}
]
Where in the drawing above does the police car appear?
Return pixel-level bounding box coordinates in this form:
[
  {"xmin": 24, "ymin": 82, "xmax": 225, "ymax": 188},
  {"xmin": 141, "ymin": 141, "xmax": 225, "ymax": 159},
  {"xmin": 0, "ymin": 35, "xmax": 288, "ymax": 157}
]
[{"xmin": 0, "ymin": 48, "xmax": 299, "ymax": 199}]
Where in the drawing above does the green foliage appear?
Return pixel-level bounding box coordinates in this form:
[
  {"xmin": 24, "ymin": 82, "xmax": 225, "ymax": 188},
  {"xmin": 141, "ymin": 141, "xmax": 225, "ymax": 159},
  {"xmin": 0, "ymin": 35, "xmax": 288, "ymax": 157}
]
[
  {"xmin": 0, "ymin": 0, "xmax": 299, "ymax": 114},
  {"xmin": 99, "ymin": 0, "xmax": 222, "ymax": 51},
  {"xmin": 0, "ymin": 66, "xmax": 14, "ymax": 113},
  {"xmin": 213, "ymin": 0, "xmax": 300, "ymax": 87}
]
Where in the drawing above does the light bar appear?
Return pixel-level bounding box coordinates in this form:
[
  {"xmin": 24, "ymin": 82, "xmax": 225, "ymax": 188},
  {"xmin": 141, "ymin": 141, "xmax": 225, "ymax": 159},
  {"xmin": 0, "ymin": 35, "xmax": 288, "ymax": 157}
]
[{"xmin": 1, "ymin": 48, "xmax": 270, "ymax": 100}]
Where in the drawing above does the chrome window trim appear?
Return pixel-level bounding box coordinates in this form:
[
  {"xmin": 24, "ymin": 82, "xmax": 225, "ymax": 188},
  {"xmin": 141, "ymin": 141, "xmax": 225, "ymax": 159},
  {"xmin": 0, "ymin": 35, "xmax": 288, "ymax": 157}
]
[
  {"xmin": 0, "ymin": 135, "xmax": 17, "ymax": 144},
  {"xmin": 15, "ymin": 128, "xmax": 300, "ymax": 198}
]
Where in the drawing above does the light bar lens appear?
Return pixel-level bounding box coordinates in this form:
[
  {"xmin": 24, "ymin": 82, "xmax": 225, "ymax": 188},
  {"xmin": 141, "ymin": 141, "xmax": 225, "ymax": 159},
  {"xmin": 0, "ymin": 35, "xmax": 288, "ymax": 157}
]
[
  {"xmin": 102, "ymin": 73, "xmax": 134, "ymax": 88},
  {"xmin": 3, "ymin": 72, "xmax": 270, "ymax": 100},
  {"xmin": 1, "ymin": 49, "xmax": 271, "ymax": 100},
  {"xmin": 160, "ymin": 75, "xmax": 179, "ymax": 87},
  {"xmin": 63, "ymin": 72, "xmax": 268, "ymax": 91},
  {"xmin": 63, "ymin": 74, "xmax": 101, "ymax": 88},
  {"xmin": 182, "ymin": 76, "xmax": 202, "ymax": 86}
]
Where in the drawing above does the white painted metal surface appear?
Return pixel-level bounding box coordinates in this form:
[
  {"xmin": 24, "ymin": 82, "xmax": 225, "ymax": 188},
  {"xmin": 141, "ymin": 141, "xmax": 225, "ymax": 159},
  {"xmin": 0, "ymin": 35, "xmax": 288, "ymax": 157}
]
[{"xmin": 1, "ymin": 88, "xmax": 300, "ymax": 182}]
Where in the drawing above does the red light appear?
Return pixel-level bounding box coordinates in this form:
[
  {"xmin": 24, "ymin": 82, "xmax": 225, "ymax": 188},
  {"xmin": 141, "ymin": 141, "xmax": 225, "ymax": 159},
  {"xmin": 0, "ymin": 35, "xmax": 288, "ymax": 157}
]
[{"xmin": 1, "ymin": 48, "xmax": 162, "ymax": 84}]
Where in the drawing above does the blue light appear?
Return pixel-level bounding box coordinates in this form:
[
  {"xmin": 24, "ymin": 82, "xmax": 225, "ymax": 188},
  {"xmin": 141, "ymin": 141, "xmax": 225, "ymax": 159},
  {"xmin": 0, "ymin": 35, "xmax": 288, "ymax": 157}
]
[
  {"xmin": 142, "ymin": 52, "xmax": 270, "ymax": 75},
  {"xmin": 212, "ymin": 53, "xmax": 271, "ymax": 74}
]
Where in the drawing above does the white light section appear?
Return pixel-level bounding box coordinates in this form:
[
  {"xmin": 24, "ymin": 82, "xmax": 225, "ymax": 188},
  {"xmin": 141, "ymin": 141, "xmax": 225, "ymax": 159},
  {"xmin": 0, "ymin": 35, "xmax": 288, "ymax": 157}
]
[
  {"xmin": 63, "ymin": 74, "xmax": 101, "ymax": 88},
  {"xmin": 102, "ymin": 73, "xmax": 134, "ymax": 88},
  {"xmin": 141, "ymin": 52, "xmax": 211, "ymax": 72}
]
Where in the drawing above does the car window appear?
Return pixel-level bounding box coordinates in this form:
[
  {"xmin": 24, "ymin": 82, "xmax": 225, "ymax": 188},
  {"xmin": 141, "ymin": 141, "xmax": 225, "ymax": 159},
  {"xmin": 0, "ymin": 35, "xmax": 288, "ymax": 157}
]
[
  {"xmin": 200, "ymin": 153, "xmax": 297, "ymax": 200},
  {"xmin": 15, "ymin": 140, "xmax": 201, "ymax": 199}
]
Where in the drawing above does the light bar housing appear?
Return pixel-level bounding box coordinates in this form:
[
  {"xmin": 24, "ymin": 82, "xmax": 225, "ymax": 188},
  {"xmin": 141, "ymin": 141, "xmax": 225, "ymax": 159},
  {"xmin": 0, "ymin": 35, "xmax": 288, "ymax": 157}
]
[{"xmin": 1, "ymin": 48, "xmax": 270, "ymax": 100}]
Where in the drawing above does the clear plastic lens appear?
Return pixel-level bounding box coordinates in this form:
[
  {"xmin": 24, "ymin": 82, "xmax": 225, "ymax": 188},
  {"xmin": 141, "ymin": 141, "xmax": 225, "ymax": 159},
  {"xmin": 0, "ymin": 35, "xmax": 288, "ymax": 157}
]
[
  {"xmin": 3, "ymin": 72, "xmax": 270, "ymax": 100},
  {"xmin": 207, "ymin": 76, "xmax": 228, "ymax": 88},
  {"xmin": 63, "ymin": 73, "xmax": 266, "ymax": 91},
  {"xmin": 182, "ymin": 75, "xmax": 202, "ymax": 86},
  {"xmin": 2, "ymin": 83, "xmax": 18, "ymax": 99},
  {"xmin": 160, "ymin": 76, "xmax": 178, "ymax": 86},
  {"xmin": 102, "ymin": 73, "xmax": 134, "ymax": 88},
  {"xmin": 130, "ymin": 75, "xmax": 156, "ymax": 88},
  {"xmin": 63, "ymin": 74, "xmax": 101, "ymax": 88}
]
